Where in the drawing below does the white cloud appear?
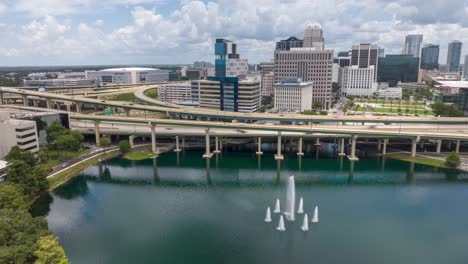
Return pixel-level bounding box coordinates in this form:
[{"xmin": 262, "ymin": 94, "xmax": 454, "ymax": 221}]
[{"xmin": 0, "ymin": 0, "xmax": 468, "ymax": 65}]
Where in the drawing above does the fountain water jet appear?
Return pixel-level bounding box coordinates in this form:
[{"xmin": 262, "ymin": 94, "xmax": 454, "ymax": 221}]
[
  {"xmin": 265, "ymin": 207, "xmax": 272, "ymax": 222},
  {"xmin": 301, "ymin": 213, "xmax": 309, "ymax": 231},
  {"xmin": 277, "ymin": 215, "xmax": 286, "ymax": 231},
  {"xmin": 297, "ymin": 197, "xmax": 304, "ymax": 214},
  {"xmin": 274, "ymin": 198, "xmax": 281, "ymax": 213},
  {"xmin": 284, "ymin": 176, "xmax": 296, "ymax": 221},
  {"xmin": 312, "ymin": 206, "xmax": 319, "ymax": 223}
]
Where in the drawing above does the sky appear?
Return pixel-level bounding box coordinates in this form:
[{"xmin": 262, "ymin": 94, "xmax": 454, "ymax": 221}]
[{"xmin": 0, "ymin": 0, "xmax": 467, "ymax": 66}]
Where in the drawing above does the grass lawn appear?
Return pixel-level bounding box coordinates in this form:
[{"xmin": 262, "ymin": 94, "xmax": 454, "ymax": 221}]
[
  {"xmin": 106, "ymin": 92, "xmax": 136, "ymax": 101},
  {"xmin": 123, "ymin": 150, "xmax": 156, "ymax": 160},
  {"xmin": 41, "ymin": 149, "xmax": 91, "ymax": 171},
  {"xmin": 384, "ymin": 153, "xmax": 447, "ymax": 168},
  {"xmin": 48, "ymin": 150, "xmax": 120, "ymax": 190}
]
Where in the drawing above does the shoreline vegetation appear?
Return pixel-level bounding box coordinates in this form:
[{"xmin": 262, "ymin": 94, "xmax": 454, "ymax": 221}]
[{"xmin": 383, "ymin": 153, "xmax": 450, "ymax": 169}]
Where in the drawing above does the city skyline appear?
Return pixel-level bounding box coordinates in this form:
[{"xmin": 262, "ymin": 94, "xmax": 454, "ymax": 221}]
[{"xmin": 0, "ymin": 0, "xmax": 467, "ymax": 66}]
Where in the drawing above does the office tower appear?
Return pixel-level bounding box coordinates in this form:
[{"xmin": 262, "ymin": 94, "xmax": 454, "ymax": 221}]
[
  {"xmin": 215, "ymin": 38, "xmax": 248, "ymax": 78},
  {"xmin": 259, "ymin": 61, "xmax": 274, "ymax": 74},
  {"xmin": 0, "ymin": 113, "xmax": 39, "ymax": 159},
  {"xmin": 403, "ymin": 34, "xmax": 423, "ymax": 57},
  {"xmin": 303, "ymin": 24, "xmax": 324, "ymax": 50},
  {"xmin": 378, "ymin": 55, "xmax": 419, "ymax": 87},
  {"xmin": 351, "ymin": 44, "xmax": 379, "ymax": 80},
  {"xmin": 420, "ymin": 44, "xmax": 440, "ymax": 70},
  {"xmin": 339, "ymin": 66, "xmax": 377, "ymax": 96},
  {"xmin": 191, "ymin": 78, "xmax": 260, "ymax": 112},
  {"xmin": 447, "ymin": 40, "xmax": 463, "ymax": 72},
  {"xmin": 274, "ymin": 25, "xmax": 333, "ymax": 109},
  {"xmin": 333, "ymin": 51, "xmax": 351, "ymax": 67},
  {"xmin": 274, "ymin": 80, "xmax": 314, "ymax": 112},
  {"xmin": 276, "ymin": 37, "xmax": 303, "ymax": 51}
]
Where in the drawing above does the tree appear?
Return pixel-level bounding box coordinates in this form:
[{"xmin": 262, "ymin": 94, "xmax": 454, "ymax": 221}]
[
  {"xmin": 0, "ymin": 183, "xmax": 30, "ymax": 210},
  {"xmin": 100, "ymin": 136, "xmax": 110, "ymax": 148},
  {"xmin": 5, "ymin": 146, "xmax": 38, "ymax": 167},
  {"xmin": 118, "ymin": 140, "xmax": 131, "ymax": 154},
  {"xmin": 7, "ymin": 160, "xmax": 48, "ymax": 197},
  {"xmin": 445, "ymin": 151, "xmax": 461, "ymax": 168},
  {"xmin": 34, "ymin": 235, "xmax": 68, "ymax": 264},
  {"xmin": 45, "ymin": 120, "xmax": 67, "ymax": 144},
  {"xmin": 0, "ymin": 209, "xmax": 50, "ymax": 264},
  {"xmin": 38, "ymin": 146, "xmax": 49, "ymax": 163},
  {"xmin": 312, "ymin": 101, "xmax": 323, "ymax": 110}
]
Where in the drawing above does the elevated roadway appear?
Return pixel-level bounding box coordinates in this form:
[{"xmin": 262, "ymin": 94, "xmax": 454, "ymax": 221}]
[{"xmin": 2, "ymin": 86, "xmax": 468, "ymax": 125}]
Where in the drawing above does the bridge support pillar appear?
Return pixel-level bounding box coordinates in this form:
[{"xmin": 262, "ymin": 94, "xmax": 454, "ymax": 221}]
[
  {"xmin": 214, "ymin": 136, "xmax": 221, "ymax": 154},
  {"xmin": 256, "ymin": 137, "xmax": 263, "ymax": 155},
  {"xmin": 297, "ymin": 138, "xmax": 304, "ymax": 156},
  {"xmin": 46, "ymin": 99, "xmax": 52, "ymax": 109},
  {"xmin": 75, "ymin": 102, "xmax": 82, "ymax": 113},
  {"xmin": 456, "ymin": 140, "xmax": 461, "ymax": 154},
  {"xmin": 348, "ymin": 135, "xmax": 359, "ymax": 161},
  {"xmin": 66, "ymin": 103, "xmax": 71, "ymax": 112},
  {"xmin": 182, "ymin": 137, "xmax": 185, "ymax": 149},
  {"xmin": 33, "ymin": 99, "xmax": 38, "ymax": 107},
  {"xmin": 94, "ymin": 121, "xmax": 101, "ymax": 147},
  {"xmin": 436, "ymin": 140, "xmax": 442, "ymax": 153},
  {"xmin": 0, "ymin": 90, "xmax": 3, "ymax": 105},
  {"xmin": 129, "ymin": 135, "xmax": 135, "ymax": 149},
  {"xmin": 203, "ymin": 128, "xmax": 213, "ymax": 159},
  {"xmin": 315, "ymin": 137, "xmax": 320, "ymax": 146},
  {"xmin": 411, "ymin": 138, "xmax": 417, "ymax": 158},
  {"xmin": 124, "ymin": 108, "xmax": 130, "ymax": 117},
  {"xmin": 275, "ymin": 131, "xmax": 284, "ymax": 160},
  {"xmin": 22, "ymin": 95, "xmax": 28, "ymax": 107},
  {"xmin": 377, "ymin": 139, "xmax": 382, "ymax": 151},
  {"xmin": 151, "ymin": 124, "xmax": 159, "ymax": 156},
  {"xmin": 382, "ymin": 139, "xmax": 388, "ymax": 155},
  {"xmin": 339, "ymin": 138, "xmax": 346, "ymax": 156},
  {"xmin": 419, "ymin": 139, "xmax": 424, "ymax": 149},
  {"xmin": 174, "ymin": 136, "xmax": 181, "ymax": 152}
]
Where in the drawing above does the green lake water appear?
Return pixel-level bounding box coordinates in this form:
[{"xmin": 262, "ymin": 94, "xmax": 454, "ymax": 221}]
[{"xmin": 35, "ymin": 150, "xmax": 468, "ymax": 264}]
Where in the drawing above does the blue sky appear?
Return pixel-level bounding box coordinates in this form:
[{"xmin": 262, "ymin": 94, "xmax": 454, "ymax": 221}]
[{"xmin": 0, "ymin": 0, "xmax": 467, "ymax": 66}]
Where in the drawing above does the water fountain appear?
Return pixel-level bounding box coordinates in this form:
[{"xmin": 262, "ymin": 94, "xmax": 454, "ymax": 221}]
[
  {"xmin": 277, "ymin": 215, "xmax": 286, "ymax": 231},
  {"xmin": 301, "ymin": 213, "xmax": 309, "ymax": 231},
  {"xmin": 284, "ymin": 176, "xmax": 296, "ymax": 221},
  {"xmin": 312, "ymin": 206, "xmax": 319, "ymax": 223},
  {"xmin": 264, "ymin": 207, "xmax": 272, "ymax": 222},
  {"xmin": 274, "ymin": 198, "xmax": 281, "ymax": 213},
  {"xmin": 297, "ymin": 197, "xmax": 304, "ymax": 214}
]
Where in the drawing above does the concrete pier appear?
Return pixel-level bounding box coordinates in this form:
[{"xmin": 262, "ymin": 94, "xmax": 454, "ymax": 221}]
[
  {"xmin": 174, "ymin": 136, "xmax": 181, "ymax": 152},
  {"xmin": 256, "ymin": 137, "xmax": 263, "ymax": 155},
  {"xmin": 297, "ymin": 138, "xmax": 304, "ymax": 156},
  {"xmin": 275, "ymin": 132, "xmax": 284, "ymax": 160},
  {"xmin": 339, "ymin": 138, "xmax": 346, "ymax": 156},
  {"xmin": 348, "ymin": 135, "xmax": 359, "ymax": 161},
  {"xmin": 213, "ymin": 136, "xmax": 221, "ymax": 154},
  {"xmin": 151, "ymin": 124, "xmax": 159, "ymax": 155},
  {"xmin": 94, "ymin": 121, "xmax": 101, "ymax": 146},
  {"xmin": 203, "ymin": 128, "xmax": 213, "ymax": 159}
]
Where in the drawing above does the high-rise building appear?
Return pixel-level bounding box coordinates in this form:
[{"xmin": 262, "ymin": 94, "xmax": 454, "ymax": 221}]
[
  {"xmin": 447, "ymin": 40, "xmax": 463, "ymax": 72},
  {"xmin": 157, "ymin": 82, "xmax": 193, "ymax": 104},
  {"xmin": 259, "ymin": 61, "xmax": 274, "ymax": 74},
  {"xmin": 303, "ymin": 24, "xmax": 324, "ymax": 50},
  {"xmin": 276, "ymin": 37, "xmax": 304, "ymax": 51},
  {"xmin": 464, "ymin": 55, "xmax": 468, "ymax": 79},
  {"xmin": 403, "ymin": 34, "xmax": 423, "ymax": 58},
  {"xmin": 377, "ymin": 55, "xmax": 419, "ymax": 87},
  {"xmin": 215, "ymin": 38, "xmax": 248, "ymax": 78},
  {"xmin": 339, "ymin": 66, "xmax": 377, "ymax": 96},
  {"xmin": 420, "ymin": 44, "xmax": 440, "ymax": 70},
  {"xmin": 191, "ymin": 78, "xmax": 260, "ymax": 112},
  {"xmin": 351, "ymin": 44, "xmax": 379, "ymax": 81},
  {"xmin": 333, "ymin": 51, "xmax": 351, "ymax": 67},
  {"xmin": 274, "ymin": 80, "xmax": 314, "ymax": 112},
  {"xmin": 261, "ymin": 72, "xmax": 274, "ymax": 96}
]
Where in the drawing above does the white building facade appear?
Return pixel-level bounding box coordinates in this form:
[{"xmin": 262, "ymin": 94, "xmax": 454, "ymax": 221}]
[
  {"xmin": 226, "ymin": 59, "xmax": 249, "ymax": 77},
  {"xmin": 0, "ymin": 112, "xmax": 39, "ymax": 159},
  {"xmin": 157, "ymin": 82, "xmax": 193, "ymax": 104},
  {"xmin": 274, "ymin": 81, "xmax": 313, "ymax": 112},
  {"xmin": 261, "ymin": 72, "xmax": 274, "ymax": 96},
  {"xmin": 86, "ymin": 67, "xmax": 169, "ymax": 85},
  {"xmin": 339, "ymin": 66, "xmax": 377, "ymax": 96}
]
